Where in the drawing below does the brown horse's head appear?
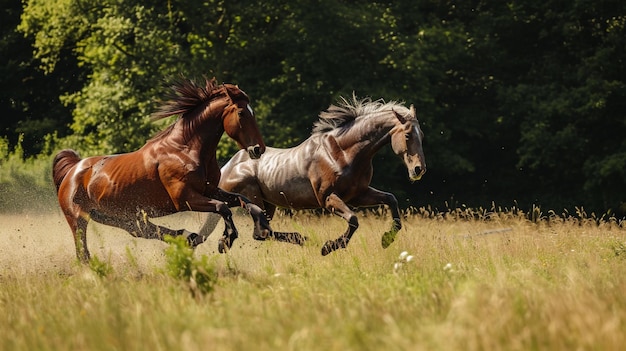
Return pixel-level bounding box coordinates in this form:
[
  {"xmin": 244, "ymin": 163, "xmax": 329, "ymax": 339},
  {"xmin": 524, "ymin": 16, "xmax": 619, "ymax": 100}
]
[
  {"xmin": 222, "ymin": 84, "xmax": 266, "ymax": 159},
  {"xmin": 390, "ymin": 104, "xmax": 426, "ymax": 181}
]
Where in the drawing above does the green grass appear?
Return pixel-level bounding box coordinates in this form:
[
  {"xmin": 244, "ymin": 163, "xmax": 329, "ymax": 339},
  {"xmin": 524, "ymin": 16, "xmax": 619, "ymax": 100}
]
[
  {"xmin": 0, "ymin": 136, "xmax": 57, "ymax": 212},
  {"xmin": 1, "ymin": 210, "xmax": 625, "ymax": 351}
]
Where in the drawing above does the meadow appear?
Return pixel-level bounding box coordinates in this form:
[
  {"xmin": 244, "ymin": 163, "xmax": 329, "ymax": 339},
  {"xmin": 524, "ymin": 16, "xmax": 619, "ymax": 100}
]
[{"xmin": 1, "ymin": 207, "xmax": 625, "ymax": 351}]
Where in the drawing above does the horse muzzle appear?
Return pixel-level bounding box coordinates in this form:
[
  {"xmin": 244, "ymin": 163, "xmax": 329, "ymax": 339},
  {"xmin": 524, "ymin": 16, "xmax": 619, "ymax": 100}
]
[
  {"xmin": 409, "ymin": 165, "xmax": 426, "ymax": 181},
  {"xmin": 247, "ymin": 144, "xmax": 264, "ymax": 159}
]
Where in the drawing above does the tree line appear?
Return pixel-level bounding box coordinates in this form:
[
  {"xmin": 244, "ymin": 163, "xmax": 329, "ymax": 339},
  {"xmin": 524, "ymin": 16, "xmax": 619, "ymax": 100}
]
[{"xmin": 1, "ymin": 0, "xmax": 625, "ymax": 216}]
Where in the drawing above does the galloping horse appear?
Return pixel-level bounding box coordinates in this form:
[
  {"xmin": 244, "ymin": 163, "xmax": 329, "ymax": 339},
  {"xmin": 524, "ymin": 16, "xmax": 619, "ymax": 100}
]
[
  {"xmin": 53, "ymin": 77, "xmax": 274, "ymax": 262},
  {"xmin": 218, "ymin": 96, "xmax": 426, "ymax": 255}
]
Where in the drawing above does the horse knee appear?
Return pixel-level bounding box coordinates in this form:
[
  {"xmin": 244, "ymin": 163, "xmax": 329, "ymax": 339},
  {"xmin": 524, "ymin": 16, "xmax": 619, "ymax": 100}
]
[{"xmin": 216, "ymin": 203, "xmax": 232, "ymax": 217}]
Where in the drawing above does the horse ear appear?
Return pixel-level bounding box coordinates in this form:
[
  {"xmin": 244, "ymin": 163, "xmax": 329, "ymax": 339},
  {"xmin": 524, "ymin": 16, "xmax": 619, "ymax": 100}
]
[
  {"xmin": 410, "ymin": 104, "xmax": 416, "ymax": 118},
  {"xmin": 393, "ymin": 109, "xmax": 408, "ymax": 124}
]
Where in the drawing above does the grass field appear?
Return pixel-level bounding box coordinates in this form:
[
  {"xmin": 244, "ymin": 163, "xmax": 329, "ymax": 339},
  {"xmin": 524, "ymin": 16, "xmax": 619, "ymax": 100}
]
[{"xmin": 1, "ymin": 208, "xmax": 625, "ymax": 350}]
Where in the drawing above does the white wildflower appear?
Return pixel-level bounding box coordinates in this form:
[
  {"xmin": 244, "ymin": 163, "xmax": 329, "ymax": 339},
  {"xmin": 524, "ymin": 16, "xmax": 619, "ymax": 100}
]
[{"xmin": 394, "ymin": 251, "xmax": 415, "ymax": 273}]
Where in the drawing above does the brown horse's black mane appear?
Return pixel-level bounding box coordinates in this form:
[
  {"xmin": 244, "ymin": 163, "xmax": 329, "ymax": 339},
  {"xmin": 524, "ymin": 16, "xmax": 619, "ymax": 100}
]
[
  {"xmin": 312, "ymin": 96, "xmax": 411, "ymax": 135},
  {"xmin": 148, "ymin": 77, "xmax": 242, "ymax": 142},
  {"xmin": 151, "ymin": 77, "xmax": 223, "ymax": 121}
]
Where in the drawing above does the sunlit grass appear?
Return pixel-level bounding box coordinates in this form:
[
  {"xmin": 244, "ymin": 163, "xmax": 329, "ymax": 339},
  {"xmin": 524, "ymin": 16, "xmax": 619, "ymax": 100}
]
[{"xmin": 1, "ymin": 209, "xmax": 625, "ymax": 350}]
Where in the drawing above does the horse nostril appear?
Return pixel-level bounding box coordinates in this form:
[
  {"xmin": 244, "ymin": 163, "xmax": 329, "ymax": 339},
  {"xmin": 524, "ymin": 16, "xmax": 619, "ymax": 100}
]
[
  {"xmin": 415, "ymin": 166, "xmax": 425, "ymax": 175},
  {"xmin": 248, "ymin": 145, "xmax": 263, "ymax": 159}
]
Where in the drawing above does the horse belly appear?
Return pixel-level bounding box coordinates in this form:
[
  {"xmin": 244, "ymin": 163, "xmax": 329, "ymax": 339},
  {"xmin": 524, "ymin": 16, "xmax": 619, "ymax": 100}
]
[
  {"xmin": 260, "ymin": 177, "xmax": 320, "ymax": 209},
  {"xmin": 257, "ymin": 163, "xmax": 320, "ymax": 209}
]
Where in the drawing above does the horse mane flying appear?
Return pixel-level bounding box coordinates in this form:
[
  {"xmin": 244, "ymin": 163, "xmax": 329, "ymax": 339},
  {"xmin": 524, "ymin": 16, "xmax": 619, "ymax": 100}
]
[
  {"xmin": 312, "ymin": 95, "xmax": 412, "ymax": 135},
  {"xmin": 151, "ymin": 77, "xmax": 223, "ymax": 121},
  {"xmin": 148, "ymin": 76, "xmax": 248, "ymax": 142}
]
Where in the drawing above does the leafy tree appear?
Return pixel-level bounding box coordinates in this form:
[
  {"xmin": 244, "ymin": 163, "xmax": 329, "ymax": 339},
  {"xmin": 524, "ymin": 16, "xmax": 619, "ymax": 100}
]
[
  {"xmin": 20, "ymin": 0, "xmax": 189, "ymax": 154},
  {"xmin": 8, "ymin": 0, "xmax": 626, "ymax": 215},
  {"xmin": 0, "ymin": 0, "xmax": 75, "ymax": 156},
  {"xmin": 490, "ymin": 0, "xmax": 626, "ymax": 212}
]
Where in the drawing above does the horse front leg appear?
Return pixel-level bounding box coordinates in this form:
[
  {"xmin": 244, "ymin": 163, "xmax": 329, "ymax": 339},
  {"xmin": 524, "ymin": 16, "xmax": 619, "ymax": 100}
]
[
  {"xmin": 321, "ymin": 193, "xmax": 359, "ymax": 256},
  {"xmin": 349, "ymin": 186, "xmax": 402, "ymax": 249},
  {"xmin": 175, "ymin": 187, "xmax": 239, "ymax": 253},
  {"xmin": 215, "ymin": 203, "xmax": 239, "ymax": 253},
  {"xmin": 132, "ymin": 210, "xmax": 205, "ymax": 247},
  {"xmin": 186, "ymin": 198, "xmax": 239, "ymax": 253}
]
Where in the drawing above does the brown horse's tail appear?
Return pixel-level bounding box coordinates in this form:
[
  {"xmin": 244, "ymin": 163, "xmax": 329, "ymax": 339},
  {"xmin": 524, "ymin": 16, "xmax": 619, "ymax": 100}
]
[{"xmin": 52, "ymin": 149, "xmax": 81, "ymax": 192}]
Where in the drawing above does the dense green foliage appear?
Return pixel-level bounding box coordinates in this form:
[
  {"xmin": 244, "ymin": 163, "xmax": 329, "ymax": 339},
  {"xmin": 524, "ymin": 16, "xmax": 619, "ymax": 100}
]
[{"xmin": 1, "ymin": 0, "xmax": 625, "ymax": 215}]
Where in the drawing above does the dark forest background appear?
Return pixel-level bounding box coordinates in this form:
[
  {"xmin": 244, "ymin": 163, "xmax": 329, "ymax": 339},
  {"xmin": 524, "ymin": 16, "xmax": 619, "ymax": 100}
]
[{"xmin": 1, "ymin": 0, "xmax": 625, "ymax": 216}]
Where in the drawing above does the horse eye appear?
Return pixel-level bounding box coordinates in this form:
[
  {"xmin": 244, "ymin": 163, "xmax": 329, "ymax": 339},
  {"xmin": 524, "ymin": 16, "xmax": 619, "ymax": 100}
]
[{"xmin": 405, "ymin": 133, "xmax": 411, "ymax": 140}]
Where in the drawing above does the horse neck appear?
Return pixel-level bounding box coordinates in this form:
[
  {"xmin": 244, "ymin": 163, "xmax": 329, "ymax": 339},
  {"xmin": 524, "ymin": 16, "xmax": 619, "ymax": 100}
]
[
  {"xmin": 164, "ymin": 97, "xmax": 230, "ymax": 161},
  {"xmin": 336, "ymin": 111, "xmax": 399, "ymax": 157},
  {"xmin": 197, "ymin": 97, "xmax": 232, "ymax": 158}
]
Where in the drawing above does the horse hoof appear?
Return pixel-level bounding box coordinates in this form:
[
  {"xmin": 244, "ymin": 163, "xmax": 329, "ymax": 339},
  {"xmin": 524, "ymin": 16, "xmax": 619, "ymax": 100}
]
[
  {"xmin": 381, "ymin": 230, "xmax": 397, "ymax": 249},
  {"xmin": 284, "ymin": 232, "xmax": 308, "ymax": 245},
  {"xmin": 321, "ymin": 241, "xmax": 335, "ymax": 256},
  {"xmin": 186, "ymin": 233, "xmax": 204, "ymax": 248},
  {"xmin": 253, "ymin": 229, "xmax": 270, "ymax": 241},
  {"xmin": 218, "ymin": 239, "xmax": 228, "ymax": 254},
  {"xmin": 296, "ymin": 234, "xmax": 308, "ymax": 246}
]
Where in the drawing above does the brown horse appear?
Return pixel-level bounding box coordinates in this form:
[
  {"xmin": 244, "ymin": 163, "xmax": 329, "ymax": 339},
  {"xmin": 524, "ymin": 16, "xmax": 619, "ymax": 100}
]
[
  {"xmin": 53, "ymin": 77, "xmax": 275, "ymax": 263},
  {"xmin": 218, "ymin": 96, "xmax": 426, "ymax": 255}
]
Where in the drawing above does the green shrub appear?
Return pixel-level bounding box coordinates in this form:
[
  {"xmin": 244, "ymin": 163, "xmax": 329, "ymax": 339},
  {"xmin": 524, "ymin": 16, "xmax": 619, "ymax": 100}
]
[
  {"xmin": 88, "ymin": 255, "xmax": 113, "ymax": 278},
  {"xmin": 163, "ymin": 235, "xmax": 218, "ymax": 298}
]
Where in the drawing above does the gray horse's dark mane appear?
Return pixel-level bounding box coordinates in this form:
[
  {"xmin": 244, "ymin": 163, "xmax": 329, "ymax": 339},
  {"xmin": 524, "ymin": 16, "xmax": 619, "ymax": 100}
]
[{"xmin": 312, "ymin": 95, "xmax": 412, "ymax": 135}]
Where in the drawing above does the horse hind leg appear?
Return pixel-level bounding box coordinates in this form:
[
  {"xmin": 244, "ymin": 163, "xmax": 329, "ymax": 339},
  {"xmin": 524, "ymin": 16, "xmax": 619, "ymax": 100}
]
[
  {"xmin": 72, "ymin": 216, "xmax": 91, "ymax": 263},
  {"xmin": 247, "ymin": 202, "xmax": 307, "ymax": 246},
  {"xmin": 270, "ymin": 231, "xmax": 308, "ymax": 246},
  {"xmin": 217, "ymin": 211, "xmax": 239, "ymax": 254},
  {"xmin": 60, "ymin": 212, "xmax": 91, "ymax": 263},
  {"xmin": 89, "ymin": 210, "xmax": 204, "ymax": 248},
  {"xmin": 320, "ymin": 194, "xmax": 359, "ymax": 256},
  {"xmin": 132, "ymin": 210, "xmax": 204, "ymax": 247}
]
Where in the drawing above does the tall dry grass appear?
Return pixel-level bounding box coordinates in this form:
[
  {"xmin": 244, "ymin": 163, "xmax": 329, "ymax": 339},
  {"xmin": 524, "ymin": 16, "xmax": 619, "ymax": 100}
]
[{"xmin": 1, "ymin": 209, "xmax": 625, "ymax": 350}]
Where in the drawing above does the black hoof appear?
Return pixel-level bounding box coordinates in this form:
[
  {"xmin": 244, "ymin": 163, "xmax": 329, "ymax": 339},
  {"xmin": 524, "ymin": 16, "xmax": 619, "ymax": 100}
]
[
  {"xmin": 218, "ymin": 231, "xmax": 238, "ymax": 253},
  {"xmin": 294, "ymin": 233, "xmax": 308, "ymax": 246},
  {"xmin": 218, "ymin": 239, "xmax": 228, "ymax": 254},
  {"xmin": 321, "ymin": 241, "xmax": 335, "ymax": 256},
  {"xmin": 186, "ymin": 233, "xmax": 204, "ymax": 248},
  {"xmin": 272, "ymin": 231, "xmax": 307, "ymax": 245},
  {"xmin": 381, "ymin": 230, "xmax": 397, "ymax": 249},
  {"xmin": 321, "ymin": 238, "xmax": 348, "ymax": 256}
]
